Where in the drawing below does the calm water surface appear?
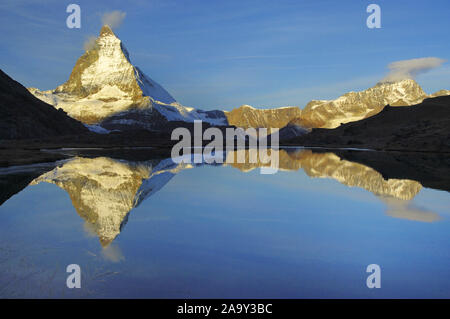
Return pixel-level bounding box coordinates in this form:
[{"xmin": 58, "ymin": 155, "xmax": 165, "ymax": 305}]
[{"xmin": 0, "ymin": 148, "xmax": 449, "ymax": 298}]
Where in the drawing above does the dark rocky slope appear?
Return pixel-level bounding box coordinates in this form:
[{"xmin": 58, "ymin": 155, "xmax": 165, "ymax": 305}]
[{"xmin": 0, "ymin": 69, "xmax": 88, "ymax": 140}]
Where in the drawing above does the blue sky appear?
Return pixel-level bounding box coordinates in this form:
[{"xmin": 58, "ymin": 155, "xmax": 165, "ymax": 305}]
[{"xmin": 1, "ymin": 0, "xmax": 449, "ymax": 110}]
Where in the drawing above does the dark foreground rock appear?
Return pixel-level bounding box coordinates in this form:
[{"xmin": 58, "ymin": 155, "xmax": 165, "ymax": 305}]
[{"xmin": 0, "ymin": 69, "xmax": 89, "ymax": 140}]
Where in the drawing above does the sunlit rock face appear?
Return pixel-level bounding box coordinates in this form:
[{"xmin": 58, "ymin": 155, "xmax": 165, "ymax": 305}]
[
  {"xmin": 30, "ymin": 157, "xmax": 189, "ymax": 246},
  {"xmin": 225, "ymin": 105, "xmax": 302, "ymax": 134},
  {"xmin": 55, "ymin": 25, "xmax": 151, "ymax": 102},
  {"xmin": 299, "ymin": 79, "xmax": 428, "ymax": 129}
]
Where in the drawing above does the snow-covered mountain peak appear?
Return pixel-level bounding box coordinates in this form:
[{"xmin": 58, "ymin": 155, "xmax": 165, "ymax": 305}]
[
  {"xmin": 52, "ymin": 24, "xmax": 140, "ymax": 100},
  {"xmin": 374, "ymin": 78, "xmax": 424, "ymax": 93},
  {"xmin": 28, "ymin": 25, "xmax": 229, "ymax": 129},
  {"xmin": 28, "ymin": 25, "xmax": 184, "ymax": 125}
]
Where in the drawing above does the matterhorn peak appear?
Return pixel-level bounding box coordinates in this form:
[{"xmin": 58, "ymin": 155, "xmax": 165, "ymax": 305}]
[
  {"xmin": 28, "ymin": 24, "xmax": 181, "ymax": 125},
  {"xmin": 99, "ymin": 24, "xmax": 116, "ymax": 37}
]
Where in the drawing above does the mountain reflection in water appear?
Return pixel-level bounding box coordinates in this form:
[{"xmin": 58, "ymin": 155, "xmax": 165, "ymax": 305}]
[{"xmin": 21, "ymin": 148, "xmax": 441, "ymax": 246}]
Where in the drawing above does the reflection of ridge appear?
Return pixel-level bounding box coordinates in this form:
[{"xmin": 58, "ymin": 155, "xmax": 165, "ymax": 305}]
[
  {"xmin": 30, "ymin": 157, "xmax": 192, "ymax": 246},
  {"xmin": 289, "ymin": 150, "xmax": 422, "ymax": 200},
  {"xmin": 227, "ymin": 149, "xmax": 422, "ymax": 200},
  {"xmin": 226, "ymin": 149, "xmax": 438, "ymax": 222}
]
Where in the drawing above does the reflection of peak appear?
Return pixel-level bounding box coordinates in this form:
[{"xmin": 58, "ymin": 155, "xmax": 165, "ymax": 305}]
[
  {"xmin": 30, "ymin": 157, "xmax": 188, "ymax": 246},
  {"xmin": 31, "ymin": 157, "xmax": 151, "ymax": 245}
]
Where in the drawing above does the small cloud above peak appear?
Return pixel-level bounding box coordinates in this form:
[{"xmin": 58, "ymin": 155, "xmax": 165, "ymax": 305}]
[
  {"xmin": 83, "ymin": 35, "xmax": 98, "ymax": 51},
  {"xmin": 101, "ymin": 10, "xmax": 126, "ymax": 30},
  {"xmin": 381, "ymin": 57, "xmax": 446, "ymax": 83}
]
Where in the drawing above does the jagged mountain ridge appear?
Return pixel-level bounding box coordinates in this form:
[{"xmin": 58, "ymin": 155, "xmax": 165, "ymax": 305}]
[
  {"xmin": 233, "ymin": 79, "xmax": 449, "ymax": 135},
  {"xmin": 299, "ymin": 79, "xmax": 428, "ymax": 129}
]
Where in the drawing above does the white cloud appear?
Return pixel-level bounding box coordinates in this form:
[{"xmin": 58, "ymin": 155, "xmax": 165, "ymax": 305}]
[
  {"xmin": 381, "ymin": 57, "xmax": 446, "ymax": 82},
  {"xmin": 101, "ymin": 10, "xmax": 126, "ymax": 29},
  {"xmin": 83, "ymin": 35, "xmax": 98, "ymax": 51}
]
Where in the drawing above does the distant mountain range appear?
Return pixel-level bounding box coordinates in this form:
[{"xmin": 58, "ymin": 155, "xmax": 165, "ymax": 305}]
[
  {"xmin": 27, "ymin": 25, "xmax": 450, "ymax": 135},
  {"xmin": 299, "ymin": 79, "xmax": 449, "ymax": 129}
]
